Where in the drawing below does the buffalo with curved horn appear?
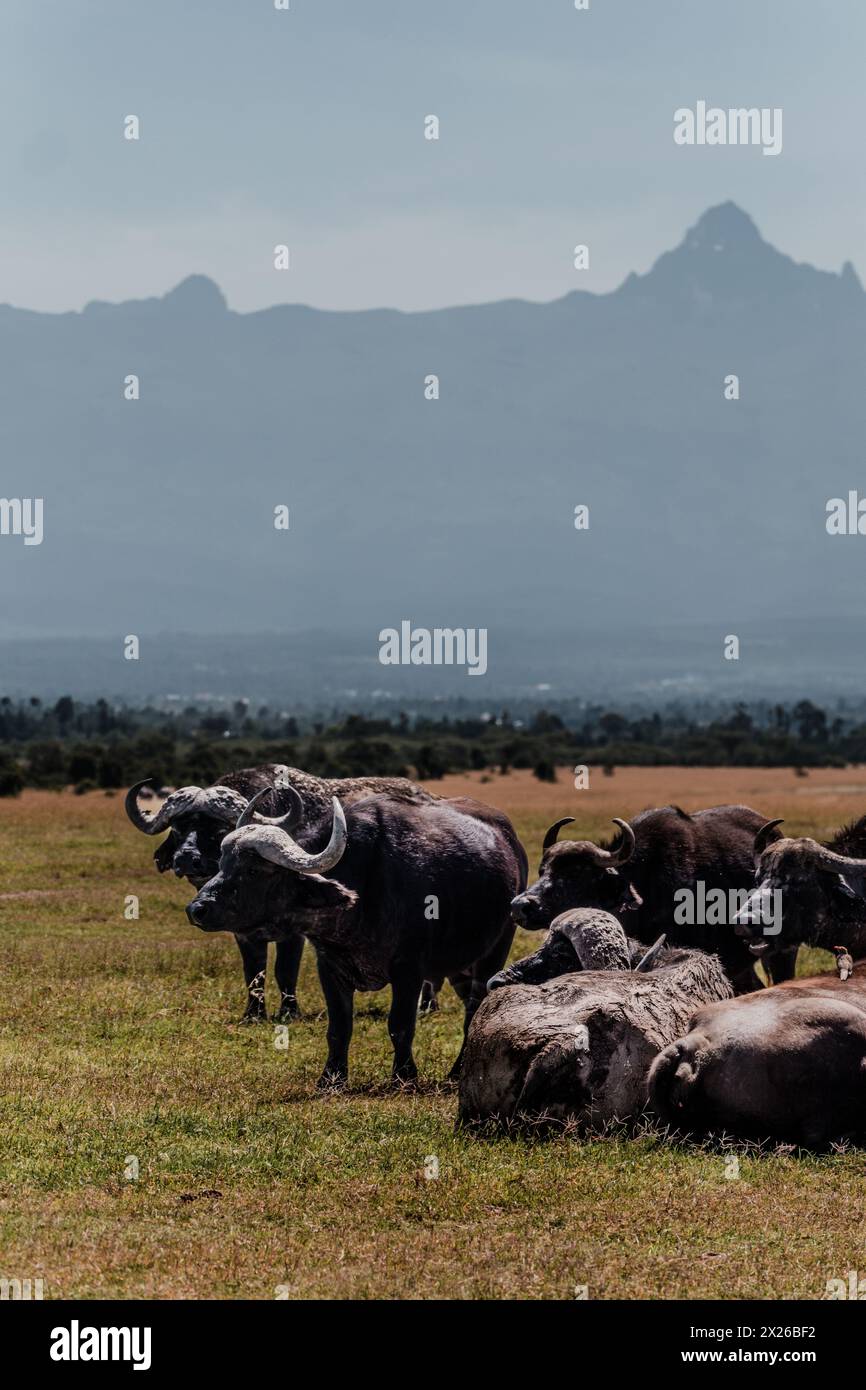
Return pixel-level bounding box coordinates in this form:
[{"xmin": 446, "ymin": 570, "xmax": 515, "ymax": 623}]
[
  {"xmin": 734, "ymin": 814, "xmax": 866, "ymax": 962},
  {"xmin": 125, "ymin": 764, "xmax": 436, "ymax": 1022},
  {"xmin": 125, "ymin": 779, "xmax": 304, "ymax": 840},
  {"xmin": 541, "ymin": 815, "xmax": 635, "ymax": 862},
  {"xmin": 510, "ymin": 804, "xmax": 797, "ymax": 994},
  {"xmin": 187, "ymin": 792, "xmax": 527, "ymax": 1088}
]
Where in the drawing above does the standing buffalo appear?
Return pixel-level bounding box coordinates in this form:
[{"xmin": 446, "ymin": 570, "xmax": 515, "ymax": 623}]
[
  {"xmin": 648, "ymin": 965, "xmax": 866, "ymax": 1147},
  {"xmin": 734, "ymin": 816, "xmax": 866, "ymax": 961},
  {"xmin": 126, "ymin": 765, "xmax": 434, "ymax": 1022},
  {"xmin": 186, "ymin": 793, "xmax": 527, "ymax": 1087},
  {"xmin": 509, "ymin": 804, "xmax": 796, "ymax": 993}
]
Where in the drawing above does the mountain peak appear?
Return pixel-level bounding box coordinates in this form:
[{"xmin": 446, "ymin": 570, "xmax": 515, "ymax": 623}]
[
  {"xmin": 162, "ymin": 275, "xmax": 227, "ymax": 314},
  {"xmin": 617, "ymin": 201, "xmax": 862, "ymax": 306},
  {"xmin": 684, "ymin": 202, "xmax": 762, "ymax": 252}
]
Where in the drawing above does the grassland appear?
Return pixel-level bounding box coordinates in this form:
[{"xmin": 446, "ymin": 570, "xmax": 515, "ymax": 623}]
[{"xmin": 2, "ymin": 766, "xmax": 866, "ymax": 1300}]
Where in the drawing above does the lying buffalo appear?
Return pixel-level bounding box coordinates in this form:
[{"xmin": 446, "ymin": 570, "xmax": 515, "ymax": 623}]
[
  {"xmin": 488, "ymin": 907, "xmax": 636, "ymax": 986},
  {"xmin": 510, "ymin": 804, "xmax": 796, "ymax": 993},
  {"xmin": 186, "ymin": 792, "xmax": 527, "ymax": 1086},
  {"xmin": 649, "ymin": 965, "xmax": 866, "ymax": 1147},
  {"xmin": 126, "ymin": 765, "xmax": 434, "ymax": 1022},
  {"xmin": 459, "ymin": 908, "xmax": 731, "ymax": 1127},
  {"xmin": 734, "ymin": 816, "xmax": 866, "ymax": 962}
]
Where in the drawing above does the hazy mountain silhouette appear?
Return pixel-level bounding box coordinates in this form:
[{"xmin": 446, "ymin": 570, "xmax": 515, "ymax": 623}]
[{"xmin": 2, "ymin": 201, "xmax": 865, "ymax": 697}]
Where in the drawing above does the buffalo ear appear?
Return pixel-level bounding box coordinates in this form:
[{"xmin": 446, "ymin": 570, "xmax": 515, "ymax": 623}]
[
  {"xmin": 542, "ymin": 817, "xmax": 575, "ymax": 853},
  {"xmin": 837, "ymin": 873, "xmax": 866, "ymax": 902},
  {"xmin": 299, "ymin": 876, "xmax": 359, "ymax": 913}
]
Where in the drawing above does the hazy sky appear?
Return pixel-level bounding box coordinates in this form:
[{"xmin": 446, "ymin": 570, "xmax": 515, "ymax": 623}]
[{"xmin": 1, "ymin": 0, "xmax": 863, "ymax": 313}]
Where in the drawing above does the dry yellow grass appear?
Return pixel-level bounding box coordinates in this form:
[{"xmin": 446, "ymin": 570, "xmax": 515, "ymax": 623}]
[
  {"xmin": 435, "ymin": 763, "xmax": 866, "ymax": 867},
  {"xmin": 1, "ymin": 771, "xmax": 865, "ymax": 1300}
]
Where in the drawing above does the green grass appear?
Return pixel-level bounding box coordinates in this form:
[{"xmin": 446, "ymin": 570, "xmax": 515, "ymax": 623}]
[{"xmin": 1, "ymin": 786, "xmax": 865, "ymax": 1299}]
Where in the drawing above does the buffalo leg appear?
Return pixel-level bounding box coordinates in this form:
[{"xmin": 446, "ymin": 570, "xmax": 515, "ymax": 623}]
[
  {"xmin": 316, "ymin": 958, "xmax": 354, "ymax": 1089},
  {"xmin": 445, "ymin": 970, "xmax": 486, "ymax": 1080},
  {"xmin": 389, "ymin": 966, "xmax": 424, "ymax": 1083},
  {"xmin": 274, "ymin": 936, "xmax": 304, "ymax": 1021},
  {"xmin": 418, "ymin": 979, "xmax": 440, "ymax": 1014},
  {"xmin": 235, "ymin": 935, "xmax": 268, "ymax": 1023},
  {"xmin": 447, "ymin": 927, "xmax": 515, "ymax": 1079},
  {"xmin": 731, "ymin": 962, "xmax": 764, "ymax": 995},
  {"xmin": 765, "ymin": 944, "xmax": 799, "ymax": 986},
  {"xmin": 720, "ymin": 941, "xmax": 766, "ymax": 995}
]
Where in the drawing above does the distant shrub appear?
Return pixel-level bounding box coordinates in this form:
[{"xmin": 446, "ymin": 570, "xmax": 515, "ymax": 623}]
[
  {"xmin": 176, "ymin": 744, "xmax": 222, "ymax": 787},
  {"xmin": 74, "ymin": 779, "xmax": 97, "ymax": 796},
  {"xmin": 97, "ymin": 754, "xmax": 126, "ymax": 789},
  {"xmin": 27, "ymin": 740, "xmax": 66, "ymax": 787},
  {"xmin": 260, "ymin": 742, "xmax": 298, "ymax": 766},
  {"xmin": 533, "ymin": 759, "xmax": 557, "ymax": 783},
  {"xmin": 68, "ymin": 743, "xmax": 101, "ymax": 783},
  {"xmin": 0, "ymin": 753, "xmax": 23, "ymax": 797},
  {"xmin": 414, "ymin": 744, "xmax": 448, "ymax": 780},
  {"xmin": 340, "ymin": 738, "xmax": 408, "ymax": 778}
]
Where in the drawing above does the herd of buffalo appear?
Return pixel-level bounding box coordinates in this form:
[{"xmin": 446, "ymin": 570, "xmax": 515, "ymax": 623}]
[{"xmin": 124, "ymin": 762, "xmax": 866, "ymax": 1149}]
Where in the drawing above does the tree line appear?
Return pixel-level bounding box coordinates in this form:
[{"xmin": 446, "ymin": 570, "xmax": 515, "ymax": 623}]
[{"xmin": 0, "ymin": 696, "xmax": 863, "ymax": 796}]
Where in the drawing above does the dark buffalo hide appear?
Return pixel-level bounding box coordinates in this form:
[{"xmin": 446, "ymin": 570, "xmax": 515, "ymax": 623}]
[{"xmin": 649, "ymin": 964, "xmax": 866, "ymax": 1147}]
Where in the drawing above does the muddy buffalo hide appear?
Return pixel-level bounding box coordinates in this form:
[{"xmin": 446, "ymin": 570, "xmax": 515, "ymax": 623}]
[{"xmin": 458, "ymin": 950, "xmax": 732, "ymax": 1127}]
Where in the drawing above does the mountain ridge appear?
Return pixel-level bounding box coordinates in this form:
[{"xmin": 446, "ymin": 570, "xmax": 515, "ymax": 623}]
[
  {"xmin": 2, "ymin": 203, "xmax": 859, "ymax": 321},
  {"xmin": 1, "ymin": 201, "xmax": 864, "ymax": 704}
]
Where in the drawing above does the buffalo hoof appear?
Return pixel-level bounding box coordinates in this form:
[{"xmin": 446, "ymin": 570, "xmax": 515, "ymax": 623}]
[
  {"xmin": 418, "ymin": 993, "xmax": 439, "ymax": 1016},
  {"xmin": 391, "ymin": 1062, "xmax": 419, "ymax": 1087},
  {"xmin": 239, "ymin": 1009, "xmax": 268, "ymax": 1025},
  {"xmin": 274, "ymin": 995, "xmax": 301, "ymax": 1023},
  {"xmin": 316, "ymin": 1068, "xmax": 347, "ymax": 1092}
]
